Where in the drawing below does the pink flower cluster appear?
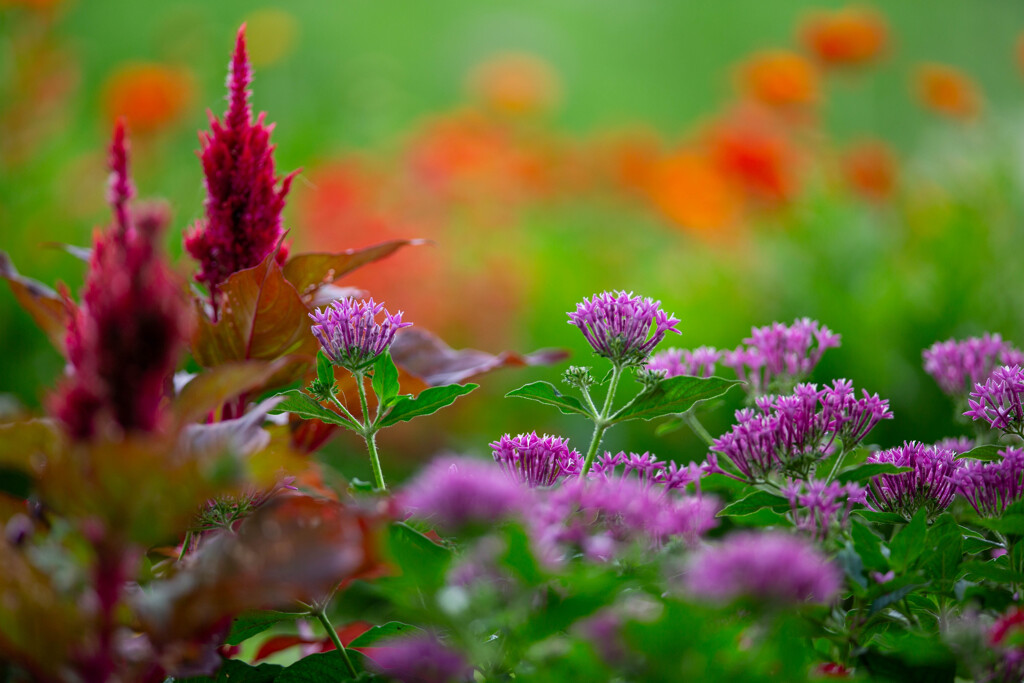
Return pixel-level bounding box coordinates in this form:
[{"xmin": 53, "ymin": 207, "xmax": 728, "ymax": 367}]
[
  {"xmin": 646, "ymin": 346, "xmax": 721, "ymax": 378},
  {"xmin": 923, "ymin": 333, "xmax": 1023, "ymax": 398},
  {"xmin": 722, "ymin": 318, "xmax": 840, "ymax": 395}
]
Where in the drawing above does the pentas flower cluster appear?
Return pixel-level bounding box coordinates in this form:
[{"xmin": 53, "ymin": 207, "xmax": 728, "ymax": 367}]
[
  {"xmin": 934, "ymin": 436, "xmax": 974, "ymax": 455},
  {"xmin": 721, "ymin": 318, "xmax": 840, "ymax": 395},
  {"xmin": 53, "ymin": 123, "xmax": 189, "ymax": 439},
  {"xmin": 529, "ymin": 475, "xmax": 718, "ymax": 563},
  {"xmin": 646, "ymin": 346, "xmax": 721, "ymax": 378},
  {"xmin": 310, "ymin": 298, "xmax": 411, "ymax": 372},
  {"xmin": 864, "ymin": 442, "xmax": 960, "ymax": 521},
  {"xmin": 923, "ymin": 333, "xmax": 1024, "ymax": 398},
  {"xmin": 567, "ymin": 291, "xmax": 680, "ymax": 367},
  {"xmin": 955, "ymin": 448, "xmax": 1024, "ymax": 518},
  {"xmin": 780, "ymin": 478, "xmax": 865, "ymax": 541},
  {"xmin": 401, "ymin": 457, "xmax": 528, "ymax": 533},
  {"xmin": 490, "ymin": 432, "xmax": 581, "ymax": 487},
  {"xmin": 184, "ymin": 27, "xmax": 298, "ymax": 306},
  {"xmin": 589, "ymin": 451, "xmax": 702, "ymax": 492},
  {"xmin": 709, "ymin": 380, "xmax": 892, "ymax": 480},
  {"xmin": 685, "ymin": 531, "xmax": 841, "ymax": 605},
  {"xmin": 964, "ymin": 365, "xmax": 1024, "ymax": 437}
]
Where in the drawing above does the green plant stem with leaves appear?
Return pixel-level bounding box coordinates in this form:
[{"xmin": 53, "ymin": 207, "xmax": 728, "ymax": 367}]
[{"xmin": 579, "ymin": 364, "xmax": 624, "ymax": 474}]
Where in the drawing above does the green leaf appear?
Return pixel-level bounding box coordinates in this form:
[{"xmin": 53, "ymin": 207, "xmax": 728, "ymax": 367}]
[
  {"xmin": 851, "ymin": 521, "xmax": 889, "ymax": 572},
  {"xmin": 505, "ymin": 381, "xmax": 591, "ymax": 417},
  {"xmin": 276, "ymin": 650, "xmax": 370, "ymax": 682},
  {"xmin": 889, "ymin": 507, "xmax": 928, "ymax": 573},
  {"xmin": 317, "ymin": 349, "xmax": 335, "ymax": 388},
  {"xmin": 349, "ymin": 621, "xmax": 423, "ymax": 647},
  {"xmin": 955, "ymin": 444, "xmax": 1005, "ymax": 461},
  {"xmin": 378, "ymin": 383, "xmax": 478, "ymax": 427},
  {"xmin": 836, "ymin": 462, "xmax": 911, "ymax": 485},
  {"xmin": 717, "ymin": 490, "xmax": 789, "ymax": 517},
  {"xmin": 174, "ymin": 659, "xmax": 284, "ymax": 683},
  {"xmin": 921, "ymin": 515, "xmax": 963, "ymax": 584},
  {"xmin": 610, "ymin": 375, "xmax": 741, "ymax": 424},
  {"xmin": 961, "ymin": 561, "xmax": 1024, "ymax": 585},
  {"xmin": 853, "ymin": 509, "xmax": 908, "ymax": 525},
  {"xmin": 654, "ymin": 416, "xmax": 685, "ymax": 436},
  {"xmin": 869, "ymin": 583, "xmax": 925, "ymax": 617},
  {"xmin": 371, "ymin": 352, "xmax": 401, "ymax": 407},
  {"xmin": 269, "ymin": 390, "xmax": 354, "ymax": 428},
  {"xmin": 226, "ymin": 610, "xmax": 299, "ymax": 646},
  {"xmin": 837, "ymin": 542, "xmax": 867, "ymax": 589},
  {"xmin": 387, "ymin": 522, "xmax": 451, "ymax": 589},
  {"xmin": 972, "ymin": 515, "xmax": 1024, "ymax": 536}
]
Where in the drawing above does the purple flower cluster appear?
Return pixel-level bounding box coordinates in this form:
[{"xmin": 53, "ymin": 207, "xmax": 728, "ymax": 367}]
[
  {"xmin": 685, "ymin": 531, "xmax": 841, "ymax": 605},
  {"xmin": 781, "ymin": 478, "xmax": 866, "ymax": 540},
  {"xmin": 934, "ymin": 436, "xmax": 975, "ymax": 455},
  {"xmin": 369, "ymin": 633, "xmax": 470, "ymax": 683},
  {"xmin": 646, "ymin": 346, "xmax": 721, "ymax": 378},
  {"xmin": 721, "ymin": 318, "xmax": 840, "ymax": 395},
  {"xmin": 709, "ymin": 381, "xmax": 893, "ymax": 480},
  {"xmin": 310, "ymin": 298, "xmax": 412, "ymax": 372},
  {"xmin": 923, "ymin": 333, "xmax": 1023, "ymax": 398},
  {"xmin": 589, "ymin": 451, "xmax": 703, "ymax": 492},
  {"xmin": 964, "ymin": 365, "xmax": 1024, "ymax": 436},
  {"xmin": 490, "ymin": 432, "xmax": 582, "ymax": 487},
  {"xmin": 530, "ymin": 475, "xmax": 718, "ymax": 563},
  {"xmin": 567, "ymin": 291, "xmax": 681, "ymax": 367},
  {"xmin": 53, "ymin": 123, "xmax": 189, "ymax": 439},
  {"xmin": 864, "ymin": 441, "xmax": 960, "ymax": 521},
  {"xmin": 185, "ymin": 27, "xmax": 298, "ymax": 304},
  {"xmin": 401, "ymin": 457, "xmax": 528, "ymax": 533},
  {"xmin": 955, "ymin": 448, "xmax": 1024, "ymax": 518}
]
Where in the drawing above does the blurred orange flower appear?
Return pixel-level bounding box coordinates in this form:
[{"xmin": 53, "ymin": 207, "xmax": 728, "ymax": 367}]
[
  {"xmin": 913, "ymin": 63, "xmax": 981, "ymax": 121},
  {"xmin": 799, "ymin": 6, "xmax": 888, "ymax": 68},
  {"xmin": 467, "ymin": 52, "xmax": 560, "ymax": 117},
  {"xmin": 0, "ymin": 0, "xmax": 63, "ymax": 9},
  {"xmin": 101, "ymin": 63, "xmax": 192, "ymax": 134},
  {"xmin": 840, "ymin": 139, "xmax": 898, "ymax": 202},
  {"xmin": 738, "ymin": 50, "xmax": 819, "ymax": 108},
  {"xmin": 648, "ymin": 149, "xmax": 741, "ymax": 234},
  {"xmin": 706, "ymin": 107, "xmax": 801, "ymax": 205},
  {"xmin": 1017, "ymin": 32, "xmax": 1024, "ymax": 78}
]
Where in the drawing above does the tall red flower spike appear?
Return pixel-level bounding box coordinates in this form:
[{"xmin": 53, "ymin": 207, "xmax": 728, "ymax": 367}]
[
  {"xmin": 52, "ymin": 120, "xmax": 190, "ymax": 439},
  {"xmin": 184, "ymin": 26, "xmax": 298, "ymax": 310}
]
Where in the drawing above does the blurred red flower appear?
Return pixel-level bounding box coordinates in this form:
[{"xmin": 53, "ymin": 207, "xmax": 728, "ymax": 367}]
[
  {"xmin": 738, "ymin": 50, "xmax": 819, "ymax": 109},
  {"xmin": 840, "ymin": 139, "xmax": 898, "ymax": 202},
  {"xmin": 913, "ymin": 63, "xmax": 982, "ymax": 121},
  {"xmin": 799, "ymin": 6, "xmax": 889, "ymax": 68},
  {"xmin": 467, "ymin": 52, "xmax": 560, "ymax": 118},
  {"xmin": 101, "ymin": 63, "xmax": 192, "ymax": 134}
]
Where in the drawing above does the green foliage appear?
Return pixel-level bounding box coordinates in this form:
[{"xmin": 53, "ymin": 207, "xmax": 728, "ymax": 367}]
[
  {"xmin": 506, "ymin": 381, "xmax": 592, "ymax": 416},
  {"xmin": 610, "ymin": 375, "xmax": 741, "ymax": 423},
  {"xmin": 377, "ymin": 383, "xmax": 478, "ymax": 427}
]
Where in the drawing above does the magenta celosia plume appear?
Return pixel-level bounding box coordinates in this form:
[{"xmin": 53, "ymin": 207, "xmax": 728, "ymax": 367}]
[
  {"xmin": 184, "ymin": 26, "xmax": 297, "ymax": 305},
  {"xmin": 53, "ymin": 121, "xmax": 190, "ymax": 439}
]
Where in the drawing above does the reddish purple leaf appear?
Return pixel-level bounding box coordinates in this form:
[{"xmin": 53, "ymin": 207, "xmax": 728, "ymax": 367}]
[
  {"xmin": 0, "ymin": 251, "xmax": 68, "ymax": 353},
  {"xmin": 283, "ymin": 239, "xmax": 429, "ymax": 297}
]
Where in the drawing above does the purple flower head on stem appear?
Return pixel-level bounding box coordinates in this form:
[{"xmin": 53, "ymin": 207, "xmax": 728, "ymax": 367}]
[
  {"xmin": 530, "ymin": 476, "xmax": 717, "ymax": 564},
  {"xmin": 923, "ymin": 333, "xmax": 1022, "ymax": 398},
  {"xmin": 934, "ymin": 436, "xmax": 975, "ymax": 455},
  {"xmin": 568, "ymin": 291, "xmax": 680, "ymax": 367},
  {"xmin": 865, "ymin": 441, "xmax": 960, "ymax": 521},
  {"xmin": 646, "ymin": 346, "xmax": 721, "ymax": 379},
  {"xmin": 490, "ymin": 432, "xmax": 581, "ymax": 487},
  {"xmin": 401, "ymin": 456, "xmax": 529, "ymax": 534},
  {"xmin": 685, "ymin": 531, "xmax": 841, "ymax": 605},
  {"xmin": 369, "ymin": 633, "xmax": 470, "ymax": 683},
  {"xmin": 53, "ymin": 122, "xmax": 189, "ymax": 440},
  {"xmin": 310, "ymin": 298, "xmax": 411, "ymax": 372},
  {"xmin": 711, "ymin": 380, "xmax": 891, "ymax": 481},
  {"xmin": 184, "ymin": 26, "xmax": 299, "ymax": 309},
  {"xmin": 781, "ymin": 478, "xmax": 865, "ymax": 541},
  {"xmin": 954, "ymin": 448, "xmax": 1024, "ymax": 518},
  {"xmin": 589, "ymin": 451, "xmax": 702, "ymax": 493},
  {"xmin": 722, "ymin": 318, "xmax": 840, "ymax": 395},
  {"xmin": 964, "ymin": 365, "xmax": 1024, "ymax": 437}
]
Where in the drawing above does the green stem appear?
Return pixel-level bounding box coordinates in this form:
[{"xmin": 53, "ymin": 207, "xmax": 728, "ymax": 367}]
[
  {"xmin": 825, "ymin": 447, "xmax": 850, "ymax": 484},
  {"xmin": 682, "ymin": 409, "xmax": 715, "ymax": 448},
  {"xmin": 353, "ymin": 370, "xmax": 372, "ymax": 425},
  {"xmin": 326, "ymin": 394, "xmax": 362, "ymax": 430},
  {"xmin": 313, "ymin": 609, "xmax": 358, "ymax": 678},
  {"xmin": 580, "ymin": 365, "xmax": 624, "ymax": 475},
  {"xmin": 177, "ymin": 530, "xmax": 192, "ymax": 562},
  {"xmin": 364, "ymin": 431, "xmax": 386, "ymax": 491},
  {"xmin": 353, "ymin": 372, "xmax": 387, "ymax": 491}
]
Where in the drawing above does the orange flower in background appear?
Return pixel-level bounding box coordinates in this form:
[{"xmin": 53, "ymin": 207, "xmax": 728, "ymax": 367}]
[
  {"xmin": 101, "ymin": 63, "xmax": 192, "ymax": 134},
  {"xmin": 706, "ymin": 107, "xmax": 802, "ymax": 205},
  {"xmin": 799, "ymin": 6, "xmax": 888, "ymax": 68},
  {"xmin": 647, "ymin": 149, "xmax": 742, "ymax": 234},
  {"xmin": 913, "ymin": 63, "xmax": 981, "ymax": 121},
  {"xmin": 738, "ymin": 50, "xmax": 819, "ymax": 109},
  {"xmin": 467, "ymin": 52, "xmax": 560, "ymax": 117},
  {"xmin": 594, "ymin": 128, "xmax": 663, "ymax": 195},
  {"xmin": 1016, "ymin": 32, "xmax": 1024, "ymax": 78},
  {"xmin": 840, "ymin": 139, "xmax": 898, "ymax": 202}
]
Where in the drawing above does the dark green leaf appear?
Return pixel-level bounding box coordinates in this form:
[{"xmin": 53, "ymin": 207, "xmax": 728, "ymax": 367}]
[
  {"xmin": 716, "ymin": 490, "xmax": 789, "ymax": 517},
  {"xmin": 851, "ymin": 521, "xmax": 889, "ymax": 572},
  {"xmin": 317, "ymin": 350, "xmax": 335, "ymax": 389},
  {"xmin": 921, "ymin": 515, "xmax": 963, "ymax": 584},
  {"xmin": 955, "ymin": 445, "xmax": 1005, "ymax": 462},
  {"xmin": 889, "ymin": 508, "xmax": 928, "ymax": 573},
  {"xmin": 961, "ymin": 561, "xmax": 1024, "ymax": 585},
  {"xmin": 610, "ymin": 375, "xmax": 741, "ymax": 423},
  {"xmin": 837, "ymin": 542, "xmax": 867, "ymax": 589},
  {"xmin": 836, "ymin": 462, "xmax": 911, "ymax": 485},
  {"xmin": 371, "ymin": 352, "xmax": 401, "ymax": 407},
  {"xmin": 174, "ymin": 658, "xmax": 284, "ymax": 683},
  {"xmin": 504, "ymin": 381, "xmax": 591, "ymax": 417},
  {"xmin": 226, "ymin": 610, "xmax": 300, "ymax": 646},
  {"xmin": 276, "ymin": 650, "xmax": 371, "ymax": 682},
  {"xmin": 379, "ymin": 383, "xmax": 477, "ymax": 427},
  {"xmin": 349, "ymin": 621, "xmax": 423, "ymax": 647},
  {"xmin": 853, "ymin": 509, "xmax": 908, "ymax": 525},
  {"xmin": 972, "ymin": 515, "xmax": 1024, "ymax": 536},
  {"xmin": 869, "ymin": 583, "xmax": 925, "ymax": 617},
  {"xmin": 269, "ymin": 390, "xmax": 354, "ymax": 428}
]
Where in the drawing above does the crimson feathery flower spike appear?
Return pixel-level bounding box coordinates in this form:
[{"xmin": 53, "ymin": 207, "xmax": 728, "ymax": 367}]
[{"xmin": 185, "ymin": 25, "xmax": 298, "ymax": 313}]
